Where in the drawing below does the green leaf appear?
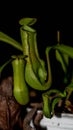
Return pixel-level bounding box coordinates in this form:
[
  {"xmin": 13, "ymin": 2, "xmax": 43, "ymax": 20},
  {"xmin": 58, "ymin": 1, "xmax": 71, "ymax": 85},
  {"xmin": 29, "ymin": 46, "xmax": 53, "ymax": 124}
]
[
  {"xmin": 0, "ymin": 32, "xmax": 23, "ymax": 51},
  {"xmin": 54, "ymin": 44, "xmax": 73, "ymax": 59},
  {"xmin": 55, "ymin": 49, "xmax": 69, "ymax": 73}
]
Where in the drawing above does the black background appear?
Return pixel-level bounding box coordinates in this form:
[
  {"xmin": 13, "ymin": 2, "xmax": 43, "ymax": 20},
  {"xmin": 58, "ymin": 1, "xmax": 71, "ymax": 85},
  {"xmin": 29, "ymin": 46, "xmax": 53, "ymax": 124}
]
[
  {"xmin": 0, "ymin": 2, "xmax": 73, "ymax": 42},
  {"xmin": 0, "ymin": 2, "xmax": 73, "ymax": 52}
]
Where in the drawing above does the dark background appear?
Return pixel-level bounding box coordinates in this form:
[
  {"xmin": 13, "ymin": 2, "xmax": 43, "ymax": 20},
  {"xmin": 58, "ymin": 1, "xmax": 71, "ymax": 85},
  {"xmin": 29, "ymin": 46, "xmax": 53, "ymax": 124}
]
[
  {"xmin": 0, "ymin": 2, "xmax": 73, "ymax": 52},
  {"xmin": 0, "ymin": 1, "xmax": 73, "ymax": 78}
]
